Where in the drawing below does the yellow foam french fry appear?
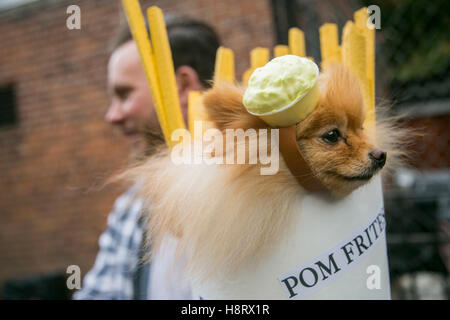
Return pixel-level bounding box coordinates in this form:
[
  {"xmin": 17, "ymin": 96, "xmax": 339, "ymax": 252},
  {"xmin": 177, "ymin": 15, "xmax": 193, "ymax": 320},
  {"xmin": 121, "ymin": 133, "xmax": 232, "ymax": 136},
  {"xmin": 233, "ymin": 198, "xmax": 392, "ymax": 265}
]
[
  {"xmin": 188, "ymin": 91, "xmax": 201, "ymax": 135},
  {"xmin": 342, "ymin": 21, "xmax": 367, "ymax": 86},
  {"xmin": 354, "ymin": 7, "xmax": 375, "ymax": 124},
  {"xmin": 354, "ymin": 8, "xmax": 374, "ymax": 80},
  {"xmin": 274, "ymin": 45, "xmax": 290, "ymax": 57},
  {"xmin": 242, "ymin": 47, "xmax": 269, "ymax": 85},
  {"xmin": 188, "ymin": 91, "xmax": 212, "ymax": 137},
  {"xmin": 289, "ymin": 27, "xmax": 305, "ymax": 57},
  {"xmin": 250, "ymin": 47, "xmax": 269, "ymax": 69},
  {"xmin": 242, "ymin": 69, "xmax": 253, "ymax": 86},
  {"xmin": 365, "ymin": 26, "xmax": 375, "ymax": 126},
  {"xmin": 121, "ymin": 0, "xmax": 171, "ymax": 146},
  {"xmin": 342, "ymin": 21, "xmax": 372, "ymax": 126},
  {"xmin": 147, "ymin": 6, "xmax": 186, "ymax": 149},
  {"xmin": 319, "ymin": 23, "xmax": 342, "ymax": 69},
  {"xmin": 214, "ymin": 47, "xmax": 235, "ymax": 85}
]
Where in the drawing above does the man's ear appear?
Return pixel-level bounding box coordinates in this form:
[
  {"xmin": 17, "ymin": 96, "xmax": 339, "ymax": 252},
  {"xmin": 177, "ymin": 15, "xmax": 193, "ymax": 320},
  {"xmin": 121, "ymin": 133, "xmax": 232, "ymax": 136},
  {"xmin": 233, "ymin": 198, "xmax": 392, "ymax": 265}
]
[{"xmin": 175, "ymin": 66, "xmax": 204, "ymax": 119}]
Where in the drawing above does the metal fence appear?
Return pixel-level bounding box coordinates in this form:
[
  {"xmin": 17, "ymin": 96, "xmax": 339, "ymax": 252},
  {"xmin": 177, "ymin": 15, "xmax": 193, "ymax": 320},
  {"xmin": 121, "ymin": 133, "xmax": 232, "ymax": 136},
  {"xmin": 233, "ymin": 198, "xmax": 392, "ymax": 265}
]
[{"xmin": 385, "ymin": 169, "xmax": 450, "ymax": 299}]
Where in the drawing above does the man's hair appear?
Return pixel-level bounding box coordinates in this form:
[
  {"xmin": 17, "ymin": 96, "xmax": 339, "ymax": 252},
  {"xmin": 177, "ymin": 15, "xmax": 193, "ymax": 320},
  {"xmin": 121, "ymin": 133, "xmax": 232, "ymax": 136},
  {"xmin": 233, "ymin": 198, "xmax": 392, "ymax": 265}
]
[{"xmin": 110, "ymin": 15, "xmax": 221, "ymax": 88}]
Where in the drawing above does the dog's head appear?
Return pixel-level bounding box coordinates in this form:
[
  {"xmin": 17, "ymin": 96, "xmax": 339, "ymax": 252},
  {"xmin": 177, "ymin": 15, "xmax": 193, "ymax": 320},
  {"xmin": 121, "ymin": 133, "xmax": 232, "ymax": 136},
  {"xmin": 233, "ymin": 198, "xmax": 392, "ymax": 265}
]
[{"xmin": 294, "ymin": 64, "xmax": 385, "ymax": 196}]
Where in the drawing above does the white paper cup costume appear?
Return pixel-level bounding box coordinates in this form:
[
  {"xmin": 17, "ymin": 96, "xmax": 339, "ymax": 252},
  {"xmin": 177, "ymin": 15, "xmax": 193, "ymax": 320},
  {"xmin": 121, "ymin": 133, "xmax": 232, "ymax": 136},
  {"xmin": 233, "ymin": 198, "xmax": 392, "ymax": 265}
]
[{"xmin": 193, "ymin": 176, "xmax": 389, "ymax": 300}]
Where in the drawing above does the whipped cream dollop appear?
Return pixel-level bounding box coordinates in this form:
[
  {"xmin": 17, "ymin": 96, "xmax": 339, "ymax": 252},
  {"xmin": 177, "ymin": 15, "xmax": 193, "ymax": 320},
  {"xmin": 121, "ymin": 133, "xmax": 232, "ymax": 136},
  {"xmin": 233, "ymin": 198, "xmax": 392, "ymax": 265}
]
[{"xmin": 243, "ymin": 55, "xmax": 318, "ymax": 114}]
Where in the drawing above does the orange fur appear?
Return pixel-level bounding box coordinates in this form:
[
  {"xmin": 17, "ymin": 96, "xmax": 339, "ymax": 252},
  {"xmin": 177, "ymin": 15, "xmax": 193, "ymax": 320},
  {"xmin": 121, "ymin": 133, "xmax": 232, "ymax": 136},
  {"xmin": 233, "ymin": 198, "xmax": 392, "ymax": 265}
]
[{"xmin": 121, "ymin": 63, "xmax": 410, "ymax": 280}]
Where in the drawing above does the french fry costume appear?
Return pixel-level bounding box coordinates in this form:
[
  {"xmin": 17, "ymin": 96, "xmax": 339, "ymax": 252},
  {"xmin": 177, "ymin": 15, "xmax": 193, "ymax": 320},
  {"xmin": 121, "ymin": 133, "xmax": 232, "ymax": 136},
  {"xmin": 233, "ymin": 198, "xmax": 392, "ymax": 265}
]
[{"xmin": 122, "ymin": 1, "xmax": 390, "ymax": 299}]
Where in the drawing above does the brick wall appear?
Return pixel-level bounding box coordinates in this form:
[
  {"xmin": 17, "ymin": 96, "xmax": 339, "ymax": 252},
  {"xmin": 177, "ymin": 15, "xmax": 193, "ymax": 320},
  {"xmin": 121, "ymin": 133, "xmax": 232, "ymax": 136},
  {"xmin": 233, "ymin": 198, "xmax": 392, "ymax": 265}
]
[{"xmin": 0, "ymin": 0, "xmax": 275, "ymax": 294}]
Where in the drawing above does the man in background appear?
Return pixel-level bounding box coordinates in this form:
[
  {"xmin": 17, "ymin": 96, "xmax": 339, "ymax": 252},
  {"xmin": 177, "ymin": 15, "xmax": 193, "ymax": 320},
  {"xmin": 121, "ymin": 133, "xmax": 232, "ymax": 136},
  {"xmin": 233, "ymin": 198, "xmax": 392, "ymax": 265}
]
[{"xmin": 73, "ymin": 16, "xmax": 220, "ymax": 299}]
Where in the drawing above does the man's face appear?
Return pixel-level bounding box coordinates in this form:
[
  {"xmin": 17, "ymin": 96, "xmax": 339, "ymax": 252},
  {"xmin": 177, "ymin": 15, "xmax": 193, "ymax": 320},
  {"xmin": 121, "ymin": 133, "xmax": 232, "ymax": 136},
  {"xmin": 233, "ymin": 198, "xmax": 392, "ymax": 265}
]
[{"xmin": 106, "ymin": 40, "xmax": 159, "ymax": 152}]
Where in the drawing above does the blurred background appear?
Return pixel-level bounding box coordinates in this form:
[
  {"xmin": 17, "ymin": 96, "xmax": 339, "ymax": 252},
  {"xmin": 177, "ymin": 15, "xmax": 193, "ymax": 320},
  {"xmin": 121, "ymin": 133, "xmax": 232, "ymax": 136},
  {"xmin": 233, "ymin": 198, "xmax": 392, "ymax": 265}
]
[{"xmin": 0, "ymin": 0, "xmax": 448, "ymax": 299}]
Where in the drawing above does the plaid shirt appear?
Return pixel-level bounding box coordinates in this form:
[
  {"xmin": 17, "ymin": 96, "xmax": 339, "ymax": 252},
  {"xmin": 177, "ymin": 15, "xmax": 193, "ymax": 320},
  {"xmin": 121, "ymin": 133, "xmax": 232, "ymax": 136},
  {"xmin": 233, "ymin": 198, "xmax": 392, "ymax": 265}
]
[{"xmin": 73, "ymin": 185, "xmax": 150, "ymax": 300}]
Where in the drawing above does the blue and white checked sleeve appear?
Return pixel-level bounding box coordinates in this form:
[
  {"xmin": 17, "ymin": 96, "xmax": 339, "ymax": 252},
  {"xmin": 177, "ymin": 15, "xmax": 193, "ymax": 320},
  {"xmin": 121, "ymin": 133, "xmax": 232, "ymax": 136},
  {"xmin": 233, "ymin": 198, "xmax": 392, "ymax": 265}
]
[{"xmin": 73, "ymin": 186, "xmax": 145, "ymax": 300}]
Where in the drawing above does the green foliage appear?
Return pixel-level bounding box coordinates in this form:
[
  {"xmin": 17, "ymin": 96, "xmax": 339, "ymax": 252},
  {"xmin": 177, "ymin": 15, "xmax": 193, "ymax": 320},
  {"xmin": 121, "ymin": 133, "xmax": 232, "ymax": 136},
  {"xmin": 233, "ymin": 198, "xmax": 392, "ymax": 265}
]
[{"xmin": 361, "ymin": 0, "xmax": 449, "ymax": 82}]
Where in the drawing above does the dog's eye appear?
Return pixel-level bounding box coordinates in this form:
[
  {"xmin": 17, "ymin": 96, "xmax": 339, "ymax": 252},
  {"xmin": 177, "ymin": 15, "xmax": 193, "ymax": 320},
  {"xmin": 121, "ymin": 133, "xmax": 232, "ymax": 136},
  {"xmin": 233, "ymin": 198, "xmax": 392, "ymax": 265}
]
[{"xmin": 322, "ymin": 129, "xmax": 341, "ymax": 144}]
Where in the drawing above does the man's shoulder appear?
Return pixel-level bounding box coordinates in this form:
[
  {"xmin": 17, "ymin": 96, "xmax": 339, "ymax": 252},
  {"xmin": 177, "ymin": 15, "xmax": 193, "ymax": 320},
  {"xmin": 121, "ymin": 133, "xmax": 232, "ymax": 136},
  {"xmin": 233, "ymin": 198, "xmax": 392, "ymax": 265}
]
[{"xmin": 109, "ymin": 184, "xmax": 144, "ymax": 222}]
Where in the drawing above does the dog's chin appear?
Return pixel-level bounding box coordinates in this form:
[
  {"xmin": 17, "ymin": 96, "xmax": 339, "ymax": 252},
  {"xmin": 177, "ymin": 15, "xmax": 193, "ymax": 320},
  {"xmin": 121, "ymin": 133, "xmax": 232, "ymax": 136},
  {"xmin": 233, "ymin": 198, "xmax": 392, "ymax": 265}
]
[{"xmin": 318, "ymin": 168, "xmax": 381, "ymax": 197}]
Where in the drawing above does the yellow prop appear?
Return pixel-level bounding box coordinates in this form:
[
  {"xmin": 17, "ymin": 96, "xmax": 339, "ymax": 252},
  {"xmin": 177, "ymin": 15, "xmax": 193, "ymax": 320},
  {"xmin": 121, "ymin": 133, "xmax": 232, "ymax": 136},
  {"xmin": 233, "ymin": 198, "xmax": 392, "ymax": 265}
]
[
  {"xmin": 121, "ymin": 1, "xmax": 185, "ymax": 149},
  {"xmin": 242, "ymin": 47, "xmax": 270, "ymax": 85},
  {"xmin": 242, "ymin": 69, "xmax": 252, "ymax": 86},
  {"xmin": 288, "ymin": 27, "xmax": 306, "ymax": 57},
  {"xmin": 319, "ymin": 23, "xmax": 342, "ymax": 69},
  {"xmin": 187, "ymin": 91, "xmax": 214, "ymax": 137},
  {"xmin": 188, "ymin": 46, "xmax": 235, "ymax": 136},
  {"xmin": 354, "ymin": 7, "xmax": 375, "ymax": 125},
  {"xmin": 250, "ymin": 47, "xmax": 270, "ymax": 69},
  {"xmin": 342, "ymin": 21, "xmax": 369, "ymax": 106},
  {"xmin": 320, "ymin": 7, "xmax": 376, "ymax": 127},
  {"xmin": 274, "ymin": 45, "xmax": 290, "ymax": 57},
  {"xmin": 213, "ymin": 47, "xmax": 235, "ymax": 85}
]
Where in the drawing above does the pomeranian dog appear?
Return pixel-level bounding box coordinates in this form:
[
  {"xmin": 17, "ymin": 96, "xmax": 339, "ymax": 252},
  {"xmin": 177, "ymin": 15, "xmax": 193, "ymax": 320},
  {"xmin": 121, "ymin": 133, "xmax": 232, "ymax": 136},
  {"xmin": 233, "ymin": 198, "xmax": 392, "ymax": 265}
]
[{"xmin": 123, "ymin": 63, "xmax": 407, "ymax": 279}]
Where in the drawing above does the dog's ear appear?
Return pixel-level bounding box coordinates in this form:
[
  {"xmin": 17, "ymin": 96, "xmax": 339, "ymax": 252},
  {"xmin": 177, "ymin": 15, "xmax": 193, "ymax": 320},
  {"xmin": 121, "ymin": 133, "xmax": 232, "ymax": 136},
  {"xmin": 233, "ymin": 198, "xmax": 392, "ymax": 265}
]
[{"xmin": 202, "ymin": 83, "xmax": 268, "ymax": 131}]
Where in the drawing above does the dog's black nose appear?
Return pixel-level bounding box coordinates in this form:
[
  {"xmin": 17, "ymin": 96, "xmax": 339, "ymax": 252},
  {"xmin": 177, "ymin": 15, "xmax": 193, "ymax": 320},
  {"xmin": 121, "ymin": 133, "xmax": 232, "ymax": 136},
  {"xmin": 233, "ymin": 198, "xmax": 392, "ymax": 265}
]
[{"xmin": 369, "ymin": 149, "xmax": 386, "ymax": 169}]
